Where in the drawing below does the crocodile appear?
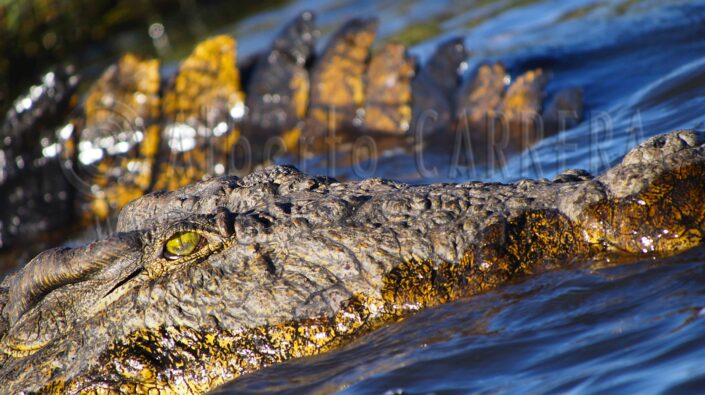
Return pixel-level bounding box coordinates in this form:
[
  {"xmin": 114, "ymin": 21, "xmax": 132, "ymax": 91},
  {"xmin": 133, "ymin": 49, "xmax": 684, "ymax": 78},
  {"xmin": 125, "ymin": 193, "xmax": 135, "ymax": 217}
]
[
  {"xmin": 0, "ymin": 11, "xmax": 582, "ymax": 256},
  {"xmin": 0, "ymin": 129, "xmax": 703, "ymax": 393}
]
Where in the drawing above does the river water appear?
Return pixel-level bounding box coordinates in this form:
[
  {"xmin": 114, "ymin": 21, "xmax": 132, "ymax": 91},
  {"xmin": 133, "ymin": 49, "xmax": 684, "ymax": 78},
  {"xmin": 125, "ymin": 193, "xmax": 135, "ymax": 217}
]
[{"xmin": 208, "ymin": 0, "xmax": 705, "ymax": 393}]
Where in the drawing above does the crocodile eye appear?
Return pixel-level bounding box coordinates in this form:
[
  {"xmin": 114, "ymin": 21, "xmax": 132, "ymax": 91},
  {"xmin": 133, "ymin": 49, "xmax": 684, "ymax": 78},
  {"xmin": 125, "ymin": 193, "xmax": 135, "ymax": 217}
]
[{"xmin": 163, "ymin": 231, "xmax": 203, "ymax": 260}]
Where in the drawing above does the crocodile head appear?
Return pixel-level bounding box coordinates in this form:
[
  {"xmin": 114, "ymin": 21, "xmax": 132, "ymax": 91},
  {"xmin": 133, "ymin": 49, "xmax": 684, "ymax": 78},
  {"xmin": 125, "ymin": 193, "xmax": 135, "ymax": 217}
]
[{"xmin": 1, "ymin": 130, "xmax": 705, "ymax": 393}]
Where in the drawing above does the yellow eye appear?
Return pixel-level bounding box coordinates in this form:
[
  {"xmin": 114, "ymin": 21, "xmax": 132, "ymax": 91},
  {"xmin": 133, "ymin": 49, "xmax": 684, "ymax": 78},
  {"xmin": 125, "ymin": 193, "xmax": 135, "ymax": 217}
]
[{"xmin": 163, "ymin": 231, "xmax": 202, "ymax": 259}]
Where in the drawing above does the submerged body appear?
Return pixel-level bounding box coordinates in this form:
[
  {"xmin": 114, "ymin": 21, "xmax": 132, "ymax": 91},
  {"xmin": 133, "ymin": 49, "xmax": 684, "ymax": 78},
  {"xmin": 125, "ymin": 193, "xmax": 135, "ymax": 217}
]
[
  {"xmin": 0, "ymin": 130, "xmax": 703, "ymax": 393},
  {"xmin": 0, "ymin": 12, "xmax": 582, "ymax": 255}
]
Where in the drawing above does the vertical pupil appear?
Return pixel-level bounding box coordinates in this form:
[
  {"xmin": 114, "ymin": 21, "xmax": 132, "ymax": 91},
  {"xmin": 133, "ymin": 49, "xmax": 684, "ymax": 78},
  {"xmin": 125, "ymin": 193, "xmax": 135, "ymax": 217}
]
[{"xmin": 174, "ymin": 237, "xmax": 187, "ymax": 253}]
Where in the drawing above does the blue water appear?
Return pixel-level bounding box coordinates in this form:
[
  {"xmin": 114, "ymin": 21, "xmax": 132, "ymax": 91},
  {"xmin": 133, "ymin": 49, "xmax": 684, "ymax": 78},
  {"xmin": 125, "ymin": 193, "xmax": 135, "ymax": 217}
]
[{"xmin": 203, "ymin": 0, "xmax": 705, "ymax": 393}]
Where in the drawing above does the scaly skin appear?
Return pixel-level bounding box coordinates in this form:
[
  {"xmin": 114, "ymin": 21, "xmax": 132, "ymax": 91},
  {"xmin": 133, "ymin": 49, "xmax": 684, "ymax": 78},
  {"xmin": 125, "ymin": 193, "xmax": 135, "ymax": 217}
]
[
  {"xmin": 0, "ymin": 13, "xmax": 582, "ymax": 259},
  {"xmin": 0, "ymin": 130, "xmax": 703, "ymax": 393},
  {"xmin": 68, "ymin": 14, "xmax": 577, "ymax": 212},
  {"xmin": 362, "ymin": 41, "xmax": 416, "ymax": 134}
]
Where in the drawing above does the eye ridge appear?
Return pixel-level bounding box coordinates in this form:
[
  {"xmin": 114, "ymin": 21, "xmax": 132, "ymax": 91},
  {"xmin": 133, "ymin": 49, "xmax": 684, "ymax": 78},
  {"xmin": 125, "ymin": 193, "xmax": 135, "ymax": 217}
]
[{"xmin": 162, "ymin": 231, "xmax": 207, "ymax": 260}]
